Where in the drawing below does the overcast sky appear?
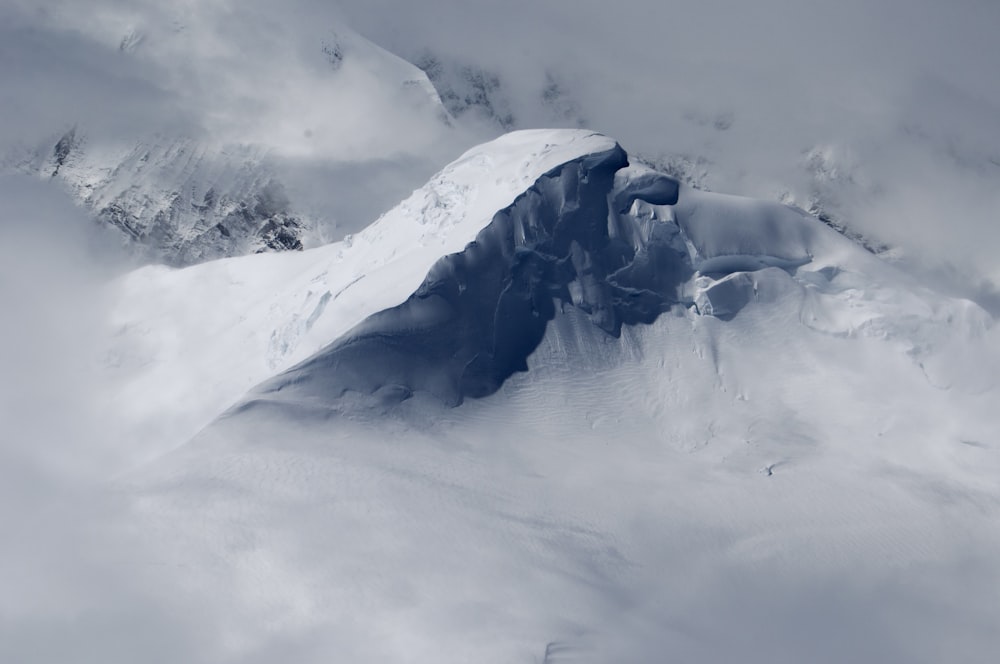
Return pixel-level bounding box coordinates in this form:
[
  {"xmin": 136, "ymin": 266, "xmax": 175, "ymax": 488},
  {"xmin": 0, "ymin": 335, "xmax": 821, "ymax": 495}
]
[
  {"xmin": 335, "ymin": 0, "xmax": 1000, "ymax": 290},
  {"xmin": 3, "ymin": 0, "xmax": 998, "ymax": 289}
]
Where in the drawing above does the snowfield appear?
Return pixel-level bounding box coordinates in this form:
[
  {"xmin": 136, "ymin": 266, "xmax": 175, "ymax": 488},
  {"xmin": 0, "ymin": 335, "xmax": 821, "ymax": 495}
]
[
  {"xmin": 101, "ymin": 130, "xmax": 620, "ymax": 461},
  {"xmin": 77, "ymin": 130, "xmax": 1000, "ymax": 662}
]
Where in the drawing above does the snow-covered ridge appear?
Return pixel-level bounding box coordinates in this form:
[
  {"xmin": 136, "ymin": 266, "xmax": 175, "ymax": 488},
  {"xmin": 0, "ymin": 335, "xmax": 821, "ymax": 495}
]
[
  {"xmin": 104, "ymin": 129, "xmax": 993, "ymax": 457},
  {"xmin": 246, "ymin": 133, "xmax": 991, "ymax": 413},
  {"xmin": 102, "ymin": 129, "xmax": 620, "ymax": 457},
  {"xmin": 100, "ymin": 128, "xmax": 996, "ymax": 462}
]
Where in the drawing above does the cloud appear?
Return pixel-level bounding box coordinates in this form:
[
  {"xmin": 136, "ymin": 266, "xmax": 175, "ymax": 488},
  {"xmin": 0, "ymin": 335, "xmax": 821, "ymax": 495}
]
[
  {"xmin": 336, "ymin": 0, "xmax": 1000, "ymax": 288},
  {"xmin": 9, "ymin": 0, "xmax": 996, "ymax": 291},
  {"xmin": 1, "ymin": 4, "xmax": 998, "ymax": 662},
  {"xmin": 0, "ymin": 0, "xmax": 457, "ymax": 161},
  {"xmin": 0, "ymin": 176, "xmax": 193, "ymax": 663},
  {"xmin": 0, "ymin": 0, "xmax": 477, "ymax": 244},
  {"xmin": 0, "ymin": 9, "xmax": 195, "ymax": 149}
]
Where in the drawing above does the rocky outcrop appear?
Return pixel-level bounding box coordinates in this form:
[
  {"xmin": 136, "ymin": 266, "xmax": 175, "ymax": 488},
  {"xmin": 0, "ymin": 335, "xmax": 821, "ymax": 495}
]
[{"xmin": 25, "ymin": 134, "xmax": 309, "ymax": 266}]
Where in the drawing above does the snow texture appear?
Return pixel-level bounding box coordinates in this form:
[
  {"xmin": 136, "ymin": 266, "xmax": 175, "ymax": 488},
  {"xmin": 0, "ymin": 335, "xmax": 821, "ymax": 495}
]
[
  {"xmin": 251, "ymin": 133, "xmax": 971, "ymax": 413},
  {"xmin": 8, "ymin": 127, "xmax": 997, "ymax": 664},
  {"xmin": 102, "ymin": 130, "xmax": 621, "ymax": 457}
]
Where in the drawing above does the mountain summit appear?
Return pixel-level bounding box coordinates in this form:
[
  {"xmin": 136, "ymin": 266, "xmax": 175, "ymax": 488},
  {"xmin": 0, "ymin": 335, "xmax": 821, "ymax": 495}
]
[
  {"xmin": 113, "ymin": 130, "xmax": 1000, "ymax": 662},
  {"xmin": 245, "ymin": 129, "xmax": 993, "ymax": 415}
]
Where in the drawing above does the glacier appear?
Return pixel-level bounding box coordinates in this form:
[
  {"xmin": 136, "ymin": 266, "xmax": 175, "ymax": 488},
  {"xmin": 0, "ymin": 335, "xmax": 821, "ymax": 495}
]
[
  {"xmin": 244, "ymin": 130, "xmax": 989, "ymax": 415},
  {"xmin": 61, "ymin": 129, "xmax": 998, "ymax": 663}
]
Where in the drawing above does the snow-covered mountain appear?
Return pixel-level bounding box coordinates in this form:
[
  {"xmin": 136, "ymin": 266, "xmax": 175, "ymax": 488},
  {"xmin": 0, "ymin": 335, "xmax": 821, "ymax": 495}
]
[
  {"xmin": 10, "ymin": 134, "xmax": 313, "ymax": 265},
  {"xmin": 0, "ymin": 2, "xmax": 465, "ymax": 265},
  {"xmin": 100, "ymin": 131, "xmax": 623, "ymax": 458},
  {"xmin": 103, "ymin": 129, "xmax": 995, "ymax": 448},
  {"xmin": 4, "ymin": 3, "xmax": 1000, "ymax": 661},
  {"xmin": 66, "ymin": 129, "xmax": 999, "ymax": 662}
]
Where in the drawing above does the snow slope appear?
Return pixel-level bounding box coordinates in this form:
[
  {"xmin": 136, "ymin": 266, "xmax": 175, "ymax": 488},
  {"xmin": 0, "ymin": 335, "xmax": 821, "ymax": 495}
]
[
  {"xmin": 121, "ymin": 313, "xmax": 1000, "ymax": 662},
  {"xmin": 72, "ymin": 129, "xmax": 1000, "ymax": 662},
  {"xmin": 251, "ymin": 137, "xmax": 992, "ymax": 413},
  {"xmin": 102, "ymin": 130, "xmax": 620, "ymax": 460},
  {"xmin": 102, "ymin": 127, "xmax": 996, "ymax": 460}
]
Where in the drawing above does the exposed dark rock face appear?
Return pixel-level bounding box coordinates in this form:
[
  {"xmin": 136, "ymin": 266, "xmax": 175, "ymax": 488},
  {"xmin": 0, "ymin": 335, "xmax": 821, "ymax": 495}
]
[
  {"xmin": 541, "ymin": 72, "xmax": 587, "ymax": 128},
  {"xmin": 633, "ymin": 152, "xmax": 712, "ymax": 191},
  {"xmin": 807, "ymin": 202, "xmax": 888, "ymax": 255},
  {"xmin": 415, "ymin": 54, "xmax": 516, "ymax": 130},
  {"xmin": 255, "ymin": 144, "xmax": 696, "ymax": 409},
  {"xmin": 95, "ymin": 176, "xmax": 305, "ymax": 266},
  {"xmin": 257, "ymin": 216, "xmax": 304, "ymax": 253},
  {"xmin": 18, "ymin": 132, "xmax": 311, "ymax": 267},
  {"xmin": 50, "ymin": 127, "xmax": 77, "ymax": 177},
  {"xmin": 322, "ymin": 35, "xmax": 345, "ymax": 69}
]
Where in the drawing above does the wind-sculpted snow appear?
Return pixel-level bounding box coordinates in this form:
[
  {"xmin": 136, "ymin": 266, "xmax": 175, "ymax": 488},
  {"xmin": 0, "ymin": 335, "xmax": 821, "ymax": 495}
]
[
  {"xmin": 257, "ymin": 144, "xmax": 648, "ymax": 407},
  {"xmin": 102, "ymin": 130, "xmax": 622, "ymax": 456},
  {"xmin": 105, "ymin": 128, "xmax": 991, "ymax": 453},
  {"xmin": 69, "ymin": 129, "xmax": 1000, "ymax": 663},
  {"xmin": 252, "ymin": 137, "xmax": 884, "ymax": 410}
]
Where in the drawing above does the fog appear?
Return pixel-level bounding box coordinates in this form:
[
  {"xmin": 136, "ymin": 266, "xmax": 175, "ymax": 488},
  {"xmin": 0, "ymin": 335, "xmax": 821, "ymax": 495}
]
[
  {"xmin": 4, "ymin": 1, "xmax": 998, "ymax": 285},
  {"xmin": 0, "ymin": 177, "xmax": 178, "ymax": 662},
  {"xmin": 1, "ymin": 1, "xmax": 999, "ymax": 661},
  {"xmin": 0, "ymin": 0, "xmax": 470, "ymax": 241},
  {"xmin": 336, "ymin": 0, "xmax": 1000, "ymax": 290}
]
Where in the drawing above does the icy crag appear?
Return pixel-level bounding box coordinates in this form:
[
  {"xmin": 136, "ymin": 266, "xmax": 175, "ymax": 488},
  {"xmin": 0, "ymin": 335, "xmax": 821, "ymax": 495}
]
[{"xmin": 254, "ymin": 132, "xmax": 834, "ymax": 410}]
